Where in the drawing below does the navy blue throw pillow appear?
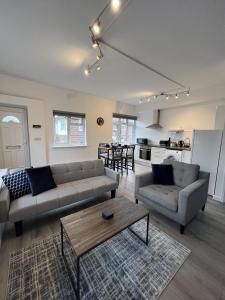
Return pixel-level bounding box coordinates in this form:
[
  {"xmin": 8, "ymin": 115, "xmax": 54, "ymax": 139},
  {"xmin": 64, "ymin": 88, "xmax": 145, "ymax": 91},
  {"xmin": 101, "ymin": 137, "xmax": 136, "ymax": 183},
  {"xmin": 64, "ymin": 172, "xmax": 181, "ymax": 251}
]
[
  {"xmin": 2, "ymin": 170, "xmax": 31, "ymax": 201},
  {"xmin": 152, "ymin": 164, "xmax": 174, "ymax": 185},
  {"xmin": 26, "ymin": 166, "xmax": 56, "ymax": 196}
]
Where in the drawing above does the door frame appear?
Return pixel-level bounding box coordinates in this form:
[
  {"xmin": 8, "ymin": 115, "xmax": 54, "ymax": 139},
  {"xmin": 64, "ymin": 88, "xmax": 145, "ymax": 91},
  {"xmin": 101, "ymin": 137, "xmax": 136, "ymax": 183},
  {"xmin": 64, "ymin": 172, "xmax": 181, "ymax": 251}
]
[{"xmin": 0, "ymin": 103, "xmax": 31, "ymax": 168}]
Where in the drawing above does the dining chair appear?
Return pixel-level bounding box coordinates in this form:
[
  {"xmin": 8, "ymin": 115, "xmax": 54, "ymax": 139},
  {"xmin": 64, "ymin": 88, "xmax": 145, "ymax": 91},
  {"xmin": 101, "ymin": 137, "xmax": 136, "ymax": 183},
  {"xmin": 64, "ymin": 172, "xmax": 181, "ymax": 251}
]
[
  {"xmin": 123, "ymin": 145, "xmax": 135, "ymax": 174},
  {"xmin": 107, "ymin": 146, "xmax": 124, "ymax": 174}
]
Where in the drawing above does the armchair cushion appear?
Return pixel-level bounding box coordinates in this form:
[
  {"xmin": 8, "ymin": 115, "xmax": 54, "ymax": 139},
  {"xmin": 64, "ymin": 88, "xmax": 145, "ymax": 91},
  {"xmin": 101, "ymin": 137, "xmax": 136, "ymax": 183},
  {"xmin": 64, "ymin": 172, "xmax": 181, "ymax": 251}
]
[
  {"xmin": 138, "ymin": 184, "xmax": 182, "ymax": 212},
  {"xmin": 152, "ymin": 164, "xmax": 174, "ymax": 185}
]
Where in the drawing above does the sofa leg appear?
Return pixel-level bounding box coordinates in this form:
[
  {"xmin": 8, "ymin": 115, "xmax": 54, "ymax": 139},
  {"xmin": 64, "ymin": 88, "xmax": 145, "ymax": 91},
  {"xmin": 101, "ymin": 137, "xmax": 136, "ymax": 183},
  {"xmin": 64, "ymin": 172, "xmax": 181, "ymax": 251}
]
[
  {"xmin": 15, "ymin": 221, "xmax": 23, "ymax": 237},
  {"xmin": 202, "ymin": 205, "xmax": 205, "ymax": 212},
  {"xmin": 136, "ymin": 199, "xmax": 138, "ymax": 204},
  {"xmin": 180, "ymin": 225, "xmax": 185, "ymax": 234},
  {"xmin": 111, "ymin": 190, "xmax": 116, "ymax": 198}
]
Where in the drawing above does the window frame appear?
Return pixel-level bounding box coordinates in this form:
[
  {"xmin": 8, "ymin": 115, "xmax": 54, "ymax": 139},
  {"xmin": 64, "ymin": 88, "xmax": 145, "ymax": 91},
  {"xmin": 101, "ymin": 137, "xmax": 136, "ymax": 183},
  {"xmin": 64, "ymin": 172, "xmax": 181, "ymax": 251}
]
[
  {"xmin": 53, "ymin": 110, "xmax": 87, "ymax": 148},
  {"xmin": 112, "ymin": 113, "xmax": 137, "ymax": 145}
]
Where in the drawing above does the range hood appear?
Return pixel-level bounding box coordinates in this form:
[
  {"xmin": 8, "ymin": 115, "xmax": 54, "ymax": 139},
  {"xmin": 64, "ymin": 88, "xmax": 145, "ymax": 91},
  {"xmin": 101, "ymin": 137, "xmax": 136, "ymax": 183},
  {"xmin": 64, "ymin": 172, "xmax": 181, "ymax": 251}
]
[{"xmin": 146, "ymin": 110, "xmax": 162, "ymax": 128}]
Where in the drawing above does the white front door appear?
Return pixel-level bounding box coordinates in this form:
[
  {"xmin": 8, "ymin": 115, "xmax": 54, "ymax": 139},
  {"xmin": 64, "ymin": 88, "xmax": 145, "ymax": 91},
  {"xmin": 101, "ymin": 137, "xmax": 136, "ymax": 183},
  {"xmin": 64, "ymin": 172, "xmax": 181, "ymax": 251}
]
[{"xmin": 0, "ymin": 106, "xmax": 30, "ymax": 169}]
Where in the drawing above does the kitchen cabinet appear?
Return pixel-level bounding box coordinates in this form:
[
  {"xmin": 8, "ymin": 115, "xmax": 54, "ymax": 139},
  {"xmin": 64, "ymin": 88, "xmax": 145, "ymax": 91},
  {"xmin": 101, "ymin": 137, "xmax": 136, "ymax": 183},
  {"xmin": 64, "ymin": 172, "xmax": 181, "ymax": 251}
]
[
  {"xmin": 151, "ymin": 147, "xmax": 166, "ymax": 164},
  {"xmin": 181, "ymin": 150, "xmax": 192, "ymax": 163}
]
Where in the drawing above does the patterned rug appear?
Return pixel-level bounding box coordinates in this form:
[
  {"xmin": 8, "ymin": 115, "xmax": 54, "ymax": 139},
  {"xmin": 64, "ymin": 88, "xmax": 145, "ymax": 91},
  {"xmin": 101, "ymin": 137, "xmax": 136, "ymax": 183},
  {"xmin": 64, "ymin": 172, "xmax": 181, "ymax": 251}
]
[{"xmin": 6, "ymin": 220, "xmax": 191, "ymax": 300}]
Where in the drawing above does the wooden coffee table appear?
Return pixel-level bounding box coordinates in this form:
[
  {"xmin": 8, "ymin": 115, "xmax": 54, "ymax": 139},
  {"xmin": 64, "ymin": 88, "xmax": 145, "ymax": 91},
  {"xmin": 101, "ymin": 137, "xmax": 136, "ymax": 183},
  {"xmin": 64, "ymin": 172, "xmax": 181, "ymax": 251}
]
[{"xmin": 60, "ymin": 197, "xmax": 150, "ymax": 299}]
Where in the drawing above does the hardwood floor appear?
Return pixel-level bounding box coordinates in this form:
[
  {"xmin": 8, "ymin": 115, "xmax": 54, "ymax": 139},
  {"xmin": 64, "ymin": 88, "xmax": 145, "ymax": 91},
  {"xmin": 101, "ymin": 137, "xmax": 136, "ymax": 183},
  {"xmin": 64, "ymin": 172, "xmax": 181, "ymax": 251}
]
[{"xmin": 0, "ymin": 164, "xmax": 225, "ymax": 300}]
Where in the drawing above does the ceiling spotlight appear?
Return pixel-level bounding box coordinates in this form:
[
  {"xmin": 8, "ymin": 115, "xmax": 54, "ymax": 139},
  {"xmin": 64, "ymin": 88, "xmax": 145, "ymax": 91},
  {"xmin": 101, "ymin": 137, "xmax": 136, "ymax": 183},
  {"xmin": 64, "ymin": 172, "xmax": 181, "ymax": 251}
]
[
  {"xmin": 84, "ymin": 68, "xmax": 90, "ymax": 76},
  {"xmin": 111, "ymin": 0, "xmax": 121, "ymax": 12},
  {"xmin": 92, "ymin": 37, "xmax": 98, "ymax": 48},
  {"xmin": 92, "ymin": 20, "xmax": 101, "ymax": 35},
  {"xmin": 175, "ymin": 93, "xmax": 179, "ymax": 99},
  {"xmin": 154, "ymin": 95, "xmax": 157, "ymax": 99},
  {"xmin": 186, "ymin": 90, "xmax": 190, "ymax": 96},
  {"xmin": 97, "ymin": 55, "xmax": 100, "ymax": 60},
  {"xmin": 166, "ymin": 95, "xmax": 169, "ymax": 100},
  {"xmin": 96, "ymin": 65, "xmax": 101, "ymax": 71}
]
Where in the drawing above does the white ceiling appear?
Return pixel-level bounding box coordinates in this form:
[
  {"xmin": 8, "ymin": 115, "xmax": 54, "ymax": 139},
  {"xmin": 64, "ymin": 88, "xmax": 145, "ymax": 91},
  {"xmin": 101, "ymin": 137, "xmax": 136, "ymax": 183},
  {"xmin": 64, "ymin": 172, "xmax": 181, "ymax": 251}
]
[{"xmin": 0, "ymin": 0, "xmax": 225, "ymax": 106}]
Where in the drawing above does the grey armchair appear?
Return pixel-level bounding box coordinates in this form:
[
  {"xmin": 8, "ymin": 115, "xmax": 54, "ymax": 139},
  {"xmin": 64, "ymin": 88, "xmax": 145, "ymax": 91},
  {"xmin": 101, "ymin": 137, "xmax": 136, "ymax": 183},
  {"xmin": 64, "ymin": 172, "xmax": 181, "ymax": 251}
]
[{"xmin": 135, "ymin": 159, "xmax": 210, "ymax": 233}]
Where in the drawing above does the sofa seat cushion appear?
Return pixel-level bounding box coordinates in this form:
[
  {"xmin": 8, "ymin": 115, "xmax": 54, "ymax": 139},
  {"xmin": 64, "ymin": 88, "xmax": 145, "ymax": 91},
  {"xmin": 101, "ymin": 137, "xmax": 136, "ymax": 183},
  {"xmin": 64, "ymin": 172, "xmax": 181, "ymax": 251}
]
[
  {"xmin": 9, "ymin": 194, "xmax": 37, "ymax": 222},
  {"xmin": 138, "ymin": 184, "xmax": 182, "ymax": 212},
  {"xmin": 9, "ymin": 175, "xmax": 118, "ymax": 222},
  {"xmin": 58, "ymin": 175, "xmax": 118, "ymax": 207}
]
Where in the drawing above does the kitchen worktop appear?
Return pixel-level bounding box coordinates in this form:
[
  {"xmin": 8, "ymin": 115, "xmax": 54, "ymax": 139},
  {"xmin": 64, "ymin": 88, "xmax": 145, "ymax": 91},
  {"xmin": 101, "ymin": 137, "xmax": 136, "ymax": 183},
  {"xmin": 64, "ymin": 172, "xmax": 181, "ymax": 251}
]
[{"xmin": 137, "ymin": 144, "xmax": 191, "ymax": 151}]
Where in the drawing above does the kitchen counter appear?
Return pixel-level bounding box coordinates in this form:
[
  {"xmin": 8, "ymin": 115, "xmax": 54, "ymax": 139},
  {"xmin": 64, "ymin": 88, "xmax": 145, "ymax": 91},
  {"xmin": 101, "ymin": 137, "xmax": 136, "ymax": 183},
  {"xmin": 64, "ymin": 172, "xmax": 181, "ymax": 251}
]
[{"xmin": 137, "ymin": 144, "xmax": 191, "ymax": 151}]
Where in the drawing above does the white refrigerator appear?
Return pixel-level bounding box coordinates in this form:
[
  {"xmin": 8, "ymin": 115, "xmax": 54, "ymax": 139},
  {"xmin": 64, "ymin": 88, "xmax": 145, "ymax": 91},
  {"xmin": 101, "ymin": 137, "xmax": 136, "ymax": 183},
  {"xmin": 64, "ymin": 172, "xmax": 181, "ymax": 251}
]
[{"xmin": 191, "ymin": 130, "xmax": 223, "ymax": 196}]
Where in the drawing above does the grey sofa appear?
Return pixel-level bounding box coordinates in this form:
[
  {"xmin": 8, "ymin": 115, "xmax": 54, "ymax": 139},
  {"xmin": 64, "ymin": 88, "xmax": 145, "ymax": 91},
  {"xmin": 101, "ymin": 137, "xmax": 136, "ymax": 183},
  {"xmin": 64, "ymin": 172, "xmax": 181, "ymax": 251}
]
[
  {"xmin": 0, "ymin": 159, "xmax": 119, "ymax": 236},
  {"xmin": 135, "ymin": 159, "xmax": 210, "ymax": 233}
]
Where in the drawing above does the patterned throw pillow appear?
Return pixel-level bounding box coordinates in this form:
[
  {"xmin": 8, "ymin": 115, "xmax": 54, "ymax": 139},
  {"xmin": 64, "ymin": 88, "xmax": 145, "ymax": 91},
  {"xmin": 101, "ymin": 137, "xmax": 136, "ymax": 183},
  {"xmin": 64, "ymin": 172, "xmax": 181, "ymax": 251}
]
[{"xmin": 2, "ymin": 170, "xmax": 31, "ymax": 201}]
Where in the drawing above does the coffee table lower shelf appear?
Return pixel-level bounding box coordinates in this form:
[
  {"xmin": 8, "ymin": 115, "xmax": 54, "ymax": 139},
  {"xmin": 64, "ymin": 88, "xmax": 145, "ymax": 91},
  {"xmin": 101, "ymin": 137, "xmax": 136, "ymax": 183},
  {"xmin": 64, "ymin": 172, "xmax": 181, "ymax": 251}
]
[{"xmin": 60, "ymin": 213, "xmax": 150, "ymax": 300}]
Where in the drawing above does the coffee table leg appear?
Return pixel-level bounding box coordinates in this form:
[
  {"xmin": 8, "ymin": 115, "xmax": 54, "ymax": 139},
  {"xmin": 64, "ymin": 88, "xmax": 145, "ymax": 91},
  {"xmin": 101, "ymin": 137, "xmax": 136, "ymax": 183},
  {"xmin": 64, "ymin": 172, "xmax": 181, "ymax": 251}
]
[
  {"xmin": 146, "ymin": 213, "xmax": 150, "ymax": 246},
  {"xmin": 61, "ymin": 223, "xmax": 64, "ymax": 256},
  {"xmin": 77, "ymin": 256, "xmax": 80, "ymax": 300}
]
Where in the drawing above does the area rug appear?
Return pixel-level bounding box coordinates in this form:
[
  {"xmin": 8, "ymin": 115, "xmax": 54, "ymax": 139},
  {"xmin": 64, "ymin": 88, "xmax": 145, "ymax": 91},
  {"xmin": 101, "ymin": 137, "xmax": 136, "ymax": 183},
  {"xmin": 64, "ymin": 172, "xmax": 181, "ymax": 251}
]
[{"xmin": 6, "ymin": 220, "xmax": 191, "ymax": 300}]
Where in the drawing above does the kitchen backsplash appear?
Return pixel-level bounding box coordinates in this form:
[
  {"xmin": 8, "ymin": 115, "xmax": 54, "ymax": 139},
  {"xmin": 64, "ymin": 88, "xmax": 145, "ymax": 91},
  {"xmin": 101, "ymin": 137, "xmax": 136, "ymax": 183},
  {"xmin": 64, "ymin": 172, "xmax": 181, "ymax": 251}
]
[{"xmin": 135, "ymin": 126, "xmax": 193, "ymax": 146}]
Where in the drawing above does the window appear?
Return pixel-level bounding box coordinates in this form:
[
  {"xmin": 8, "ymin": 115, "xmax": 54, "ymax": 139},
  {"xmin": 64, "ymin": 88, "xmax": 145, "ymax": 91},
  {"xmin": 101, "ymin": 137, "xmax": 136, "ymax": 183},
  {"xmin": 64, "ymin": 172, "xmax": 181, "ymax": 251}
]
[
  {"xmin": 112, "ymin": 113, "xmax": 137, "ymax": 144},
  {"xmin": 53, "ymin": 111, "xmax": 87, "ymax": 147},
  {"xmin": 1, "ymin": 115, "xmax": 20, "ymax": 123}
]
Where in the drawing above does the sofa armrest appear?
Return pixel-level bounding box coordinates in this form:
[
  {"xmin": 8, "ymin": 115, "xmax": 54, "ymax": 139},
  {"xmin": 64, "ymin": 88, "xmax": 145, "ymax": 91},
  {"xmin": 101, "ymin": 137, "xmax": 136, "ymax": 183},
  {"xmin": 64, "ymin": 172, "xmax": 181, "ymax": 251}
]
[
  {"xmin": 178, "ymin": 178, "xmax": 209, "ymax": 225},
  {"xmin": 135, "ymin": 172, "xmax": 153, "ymax": 193},
  {"xmin": 104, "ymin": 167, "xmax": 120, "ymax": 185},
  {"xmin": 0, "ymin": 186, "xmax": 10, "ymax": 222}
]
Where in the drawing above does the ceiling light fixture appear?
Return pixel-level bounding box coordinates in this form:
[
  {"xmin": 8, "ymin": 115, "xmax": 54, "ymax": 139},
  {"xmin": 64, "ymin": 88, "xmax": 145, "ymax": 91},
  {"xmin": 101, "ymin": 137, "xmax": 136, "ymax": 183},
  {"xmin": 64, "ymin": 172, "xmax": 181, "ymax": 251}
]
[
  {"xmin": 96, "ymin": 66, "xmax": 101, "ymax": 71},
  {"xmin": 139, "ymin": 89, "xmax": 190, "ymax": 104},
  {"xmin": 92, "ymin": 37, "xmax": 98, "ymax": 48},
  {"xmin": 111, "ymin": 0, "xmax": 121, "ymax": 12},
  {"xmin": 84, "ymin": 68, "xmax": 90, "ymax": 76},
  {"xmin": 92, "ymin": 20, "xmax": 101, "ymax": 35}
]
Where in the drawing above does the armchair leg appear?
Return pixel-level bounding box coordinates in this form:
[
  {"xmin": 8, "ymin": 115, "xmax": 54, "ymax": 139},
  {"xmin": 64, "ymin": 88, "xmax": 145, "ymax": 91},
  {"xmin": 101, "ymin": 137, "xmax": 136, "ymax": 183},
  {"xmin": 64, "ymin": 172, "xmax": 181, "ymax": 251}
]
[
  {"xmin": 111, "ymin": 190, "xmax": 116, "ymax": 198},
  {"xmin": 15, "ymin": 221, "xmax": 23, "ymax": 237},
  {"xmin": 180, "ymin": 225, "xmax": 185, "ymax": 234},
  {"xmin": 202, "ymin": 205, "xmax": 205, "ymax": 212},
  {"xmin": 135, "ymin": 199, "xmax": 138, "ymax": 204}
]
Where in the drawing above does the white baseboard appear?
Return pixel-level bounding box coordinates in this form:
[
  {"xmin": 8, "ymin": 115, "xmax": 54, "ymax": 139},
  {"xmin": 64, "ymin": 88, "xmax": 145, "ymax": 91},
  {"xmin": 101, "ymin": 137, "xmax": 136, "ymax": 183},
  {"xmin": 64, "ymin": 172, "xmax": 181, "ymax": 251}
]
[{"xmin": 213, "ymin": 195, "xmax": 223, "ymax": 202}]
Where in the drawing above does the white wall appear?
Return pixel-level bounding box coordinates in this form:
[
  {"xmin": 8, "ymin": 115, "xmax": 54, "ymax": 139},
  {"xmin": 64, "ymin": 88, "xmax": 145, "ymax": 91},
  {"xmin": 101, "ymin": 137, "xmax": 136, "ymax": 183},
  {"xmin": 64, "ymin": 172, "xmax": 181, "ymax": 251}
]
[
  {"xmin": 136, "ymin": 101, "xmax": 225, "ymax": 145},
  {"xmin": 0, "ymin": 74, "xmax": 135, "ymax": 165}
]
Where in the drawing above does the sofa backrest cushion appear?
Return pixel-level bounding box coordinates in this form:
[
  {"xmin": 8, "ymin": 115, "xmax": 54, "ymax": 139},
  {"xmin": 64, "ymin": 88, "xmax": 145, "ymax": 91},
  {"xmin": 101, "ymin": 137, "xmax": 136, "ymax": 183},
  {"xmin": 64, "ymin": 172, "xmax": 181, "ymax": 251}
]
[
  {"xmin": 163, "ymin": 159, "xmax": 200, "ymax": 188},
  {"xmin": 51, "ymin": 159, "xmax": 105, "ymax": 185}
]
